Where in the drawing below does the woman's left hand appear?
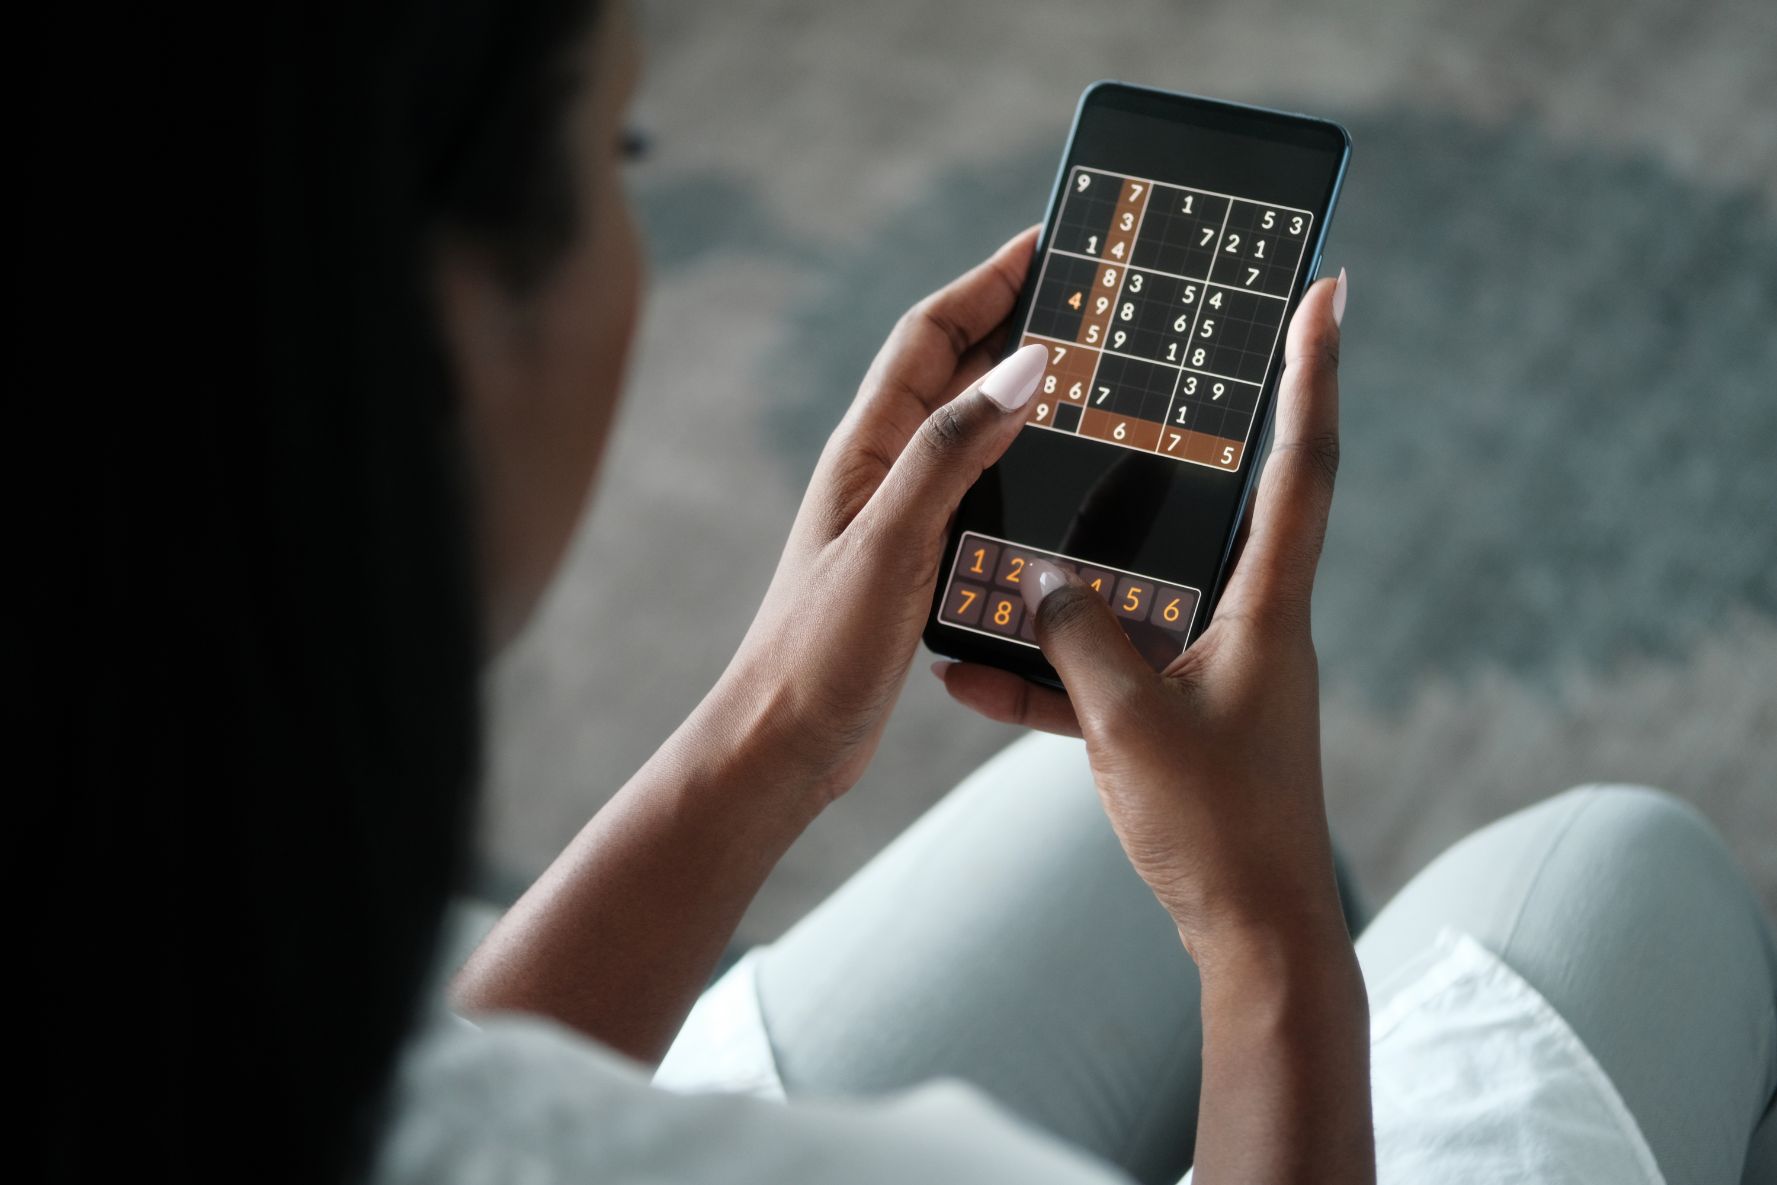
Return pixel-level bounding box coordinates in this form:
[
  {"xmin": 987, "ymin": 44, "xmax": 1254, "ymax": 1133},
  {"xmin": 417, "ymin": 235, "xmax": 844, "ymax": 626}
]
[
  {"xmin": 708, "ymin": 227, "xmax": 1044, "ymax": 802},
  {"xmin": 456, "ymin": 229, "xmax": 1046, "ymax": 1057}
]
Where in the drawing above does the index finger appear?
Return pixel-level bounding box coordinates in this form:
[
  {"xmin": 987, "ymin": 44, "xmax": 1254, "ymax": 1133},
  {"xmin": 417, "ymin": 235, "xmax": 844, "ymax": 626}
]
[{"xmin": 1216, "ymin": 270, "xmax": 1344, "ymax": 629}]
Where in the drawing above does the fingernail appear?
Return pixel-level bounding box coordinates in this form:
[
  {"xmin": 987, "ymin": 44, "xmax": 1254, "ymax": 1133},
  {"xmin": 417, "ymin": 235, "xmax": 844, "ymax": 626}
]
[
  {"xmin": 1332, "ymin": 267, "xmax": 1348, "ymax": 327},
  {"xmin": 929, "ymin": 660, "xmax": 951, "ymax": 681},
  {"xmin": 978, "ymin": 343, "xmax": 1048, "ymax": 412},
  {"xmin": 1021, "ymin": 558, "xmax": 1071, "ymax": 614}
]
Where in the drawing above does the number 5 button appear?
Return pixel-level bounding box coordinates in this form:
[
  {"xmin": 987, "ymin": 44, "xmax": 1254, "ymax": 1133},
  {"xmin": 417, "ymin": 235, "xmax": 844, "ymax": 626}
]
[{"xmin": 1113, "ymin": 577, "xmax": 1153, "ymax": 620}]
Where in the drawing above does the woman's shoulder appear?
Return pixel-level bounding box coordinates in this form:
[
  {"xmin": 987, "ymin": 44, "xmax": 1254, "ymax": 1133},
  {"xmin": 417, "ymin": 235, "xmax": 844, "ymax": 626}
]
[
  {"xmin": 372, "ymin": 1012, "xmax": 1124, "ymax": 1185},
  {"xmin": 371, "ymin": 1014, "xmax": 648, "ymax": 1183}
]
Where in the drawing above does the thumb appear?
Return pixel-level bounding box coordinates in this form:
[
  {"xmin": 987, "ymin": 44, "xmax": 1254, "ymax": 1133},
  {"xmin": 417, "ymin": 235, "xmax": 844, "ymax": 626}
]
[
  {"xmin": 1024, "ymin": 559, "xmax": 1156, "ymax": 728},
  {"xmin": 864, "ymin": 343, "xmax": 1049, "ymax": 541}
]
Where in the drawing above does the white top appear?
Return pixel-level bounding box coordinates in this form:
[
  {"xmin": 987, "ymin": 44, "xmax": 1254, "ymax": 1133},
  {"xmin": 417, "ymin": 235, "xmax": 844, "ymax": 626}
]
[{"xmin": 375, "ymin": 930, "xmax": 1663, "ymax": 1185}]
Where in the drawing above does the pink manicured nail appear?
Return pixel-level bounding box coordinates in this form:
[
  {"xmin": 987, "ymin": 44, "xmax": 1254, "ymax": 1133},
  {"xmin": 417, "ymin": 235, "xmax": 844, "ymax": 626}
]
[
  {"xmin": 1332, "ymin": 267, "xmax": 1348, "ymax": 327},
  {"xmin": 1021, "ymin": 558, "xmax": 1071, "ymax": 614},
  {"xmin": 978, "ymin": 343, "xmax": 1048, "ymax": 412}
]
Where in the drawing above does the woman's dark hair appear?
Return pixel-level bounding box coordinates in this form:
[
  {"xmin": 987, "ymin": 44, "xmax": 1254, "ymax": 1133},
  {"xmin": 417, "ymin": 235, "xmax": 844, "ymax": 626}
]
[
  {"xmin": 258, "ymin": 1, "xmax": 607, "ymax": 1178},
  {"xmin": 43, "ymin": 2, "xmax": 602, "ymax": 1182}
]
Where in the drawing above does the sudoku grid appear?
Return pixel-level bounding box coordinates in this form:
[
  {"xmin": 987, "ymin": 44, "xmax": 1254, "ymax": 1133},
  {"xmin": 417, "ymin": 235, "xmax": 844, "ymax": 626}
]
[{"xmin": 1018, "ymin": 167, "xmax": 1314, "ymax": 472}]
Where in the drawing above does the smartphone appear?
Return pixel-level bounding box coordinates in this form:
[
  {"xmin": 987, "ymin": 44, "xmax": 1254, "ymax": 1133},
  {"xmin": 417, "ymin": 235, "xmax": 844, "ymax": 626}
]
[{"xmin": 924, "ymin": 81, "xmax": 1351, "ymax": 684}]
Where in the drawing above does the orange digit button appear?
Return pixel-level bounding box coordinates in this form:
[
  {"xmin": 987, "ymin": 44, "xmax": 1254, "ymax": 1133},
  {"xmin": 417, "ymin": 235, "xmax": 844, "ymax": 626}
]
[{"xmin": 1113, "ymin": 577, "xmax": 1151, "ymax": 620}]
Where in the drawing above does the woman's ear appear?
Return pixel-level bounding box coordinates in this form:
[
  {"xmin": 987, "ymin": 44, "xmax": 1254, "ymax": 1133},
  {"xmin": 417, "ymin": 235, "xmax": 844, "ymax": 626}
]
[
  {"xmin": 434, "ymin": 243, "xmax": 531, "ymax": 427},
  {"xmin": 430, "ymin": 232, "xmax": 627, "ymax": 651},
  {"xmin": 432, "ymin": 242, "xmax": 546, "ymax": 646}
]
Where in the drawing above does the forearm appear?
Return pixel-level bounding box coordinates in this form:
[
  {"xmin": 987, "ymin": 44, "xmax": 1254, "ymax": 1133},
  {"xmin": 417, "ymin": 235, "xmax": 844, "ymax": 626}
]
[
  {"xmin": 1190, "ymin": 916, "xmax": 1374, "ymax": 1185},
  {"xmin": 452, "ymin": 673, "xmax": 826, "ymax": 1064}
]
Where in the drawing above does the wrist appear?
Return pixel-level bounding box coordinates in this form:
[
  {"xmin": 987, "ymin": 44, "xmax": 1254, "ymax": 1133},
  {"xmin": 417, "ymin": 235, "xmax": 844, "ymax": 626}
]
[
  {"xmin": 1159, "ymin": 817, "xmax": 1353, "ymax": 979},
  {"xmin": 1189, "ymin": 897, "xmax": 1375, "ymax": 1185},
  {"xmin": 1183, "ymin": 897, "xmax": 1358, "ymax": 993},
  {"xmin": 668, "ymin": 657, "xmax": 835, "ymax": 824}
]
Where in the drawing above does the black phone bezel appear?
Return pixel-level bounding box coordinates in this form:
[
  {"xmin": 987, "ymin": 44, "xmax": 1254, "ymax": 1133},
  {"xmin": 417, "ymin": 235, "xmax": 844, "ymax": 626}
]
[{"xmin": 922, "ymin": 81, "xmax": 1351, "ymax": 688}]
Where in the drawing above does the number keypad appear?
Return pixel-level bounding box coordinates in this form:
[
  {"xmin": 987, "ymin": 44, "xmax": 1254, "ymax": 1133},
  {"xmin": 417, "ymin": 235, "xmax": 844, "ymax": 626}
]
[
  {"xmin": 938, "ymin": 531, "xmax": 1202, "ymax": 671},
  {"xmin": 1019, "ymin": 167, "xmax": 1314, "ymax": 473}
]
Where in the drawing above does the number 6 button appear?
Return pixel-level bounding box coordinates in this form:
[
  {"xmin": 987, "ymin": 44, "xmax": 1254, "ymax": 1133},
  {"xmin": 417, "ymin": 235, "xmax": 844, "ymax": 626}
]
[{"xmin": 1149, "ymin": 584, "xmax": 1199, "ymax": 634}]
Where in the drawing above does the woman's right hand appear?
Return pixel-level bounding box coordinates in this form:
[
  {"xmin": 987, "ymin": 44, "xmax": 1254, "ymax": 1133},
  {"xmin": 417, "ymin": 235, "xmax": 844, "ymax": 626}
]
[
  {"xmin": 945, "ymin": 274, "xmax": 1374, "ymax": 1184},
  {"xmin": 936, "ymin": 273, "xmax": 1349, "ymax": 964}
]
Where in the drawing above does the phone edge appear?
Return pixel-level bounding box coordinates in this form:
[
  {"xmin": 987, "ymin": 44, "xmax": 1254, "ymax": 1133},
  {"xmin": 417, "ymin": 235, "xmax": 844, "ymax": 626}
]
[{"xmin": 921, "ymin": 83, "xmax": 1354, "ymax": 684}]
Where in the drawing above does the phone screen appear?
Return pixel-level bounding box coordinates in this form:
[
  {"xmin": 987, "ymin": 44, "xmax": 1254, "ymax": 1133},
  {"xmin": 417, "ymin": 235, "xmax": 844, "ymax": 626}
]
[{"xmin": 926, "ymin": 83, "xmax": 1350, "ymax": 682}]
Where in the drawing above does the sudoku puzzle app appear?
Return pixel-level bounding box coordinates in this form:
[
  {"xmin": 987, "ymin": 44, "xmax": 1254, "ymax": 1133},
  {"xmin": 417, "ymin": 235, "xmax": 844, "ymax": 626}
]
[{"xmin": 1017, "ymin": 167, "xmax": 1312, "ymax": 472}]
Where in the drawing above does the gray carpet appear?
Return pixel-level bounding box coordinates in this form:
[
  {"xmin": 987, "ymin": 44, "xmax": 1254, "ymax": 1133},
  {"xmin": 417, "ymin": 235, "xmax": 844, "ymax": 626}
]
[{"xmin": 480, "ymin": 0, "xmax": 1777, "ymax": 942}]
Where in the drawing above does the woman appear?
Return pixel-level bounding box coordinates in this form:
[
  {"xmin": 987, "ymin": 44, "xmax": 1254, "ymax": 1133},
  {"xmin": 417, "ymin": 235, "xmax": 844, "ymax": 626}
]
[{"xmin": 235, "ymin": 1, "xmax": 1775, "ymax": 1182}]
